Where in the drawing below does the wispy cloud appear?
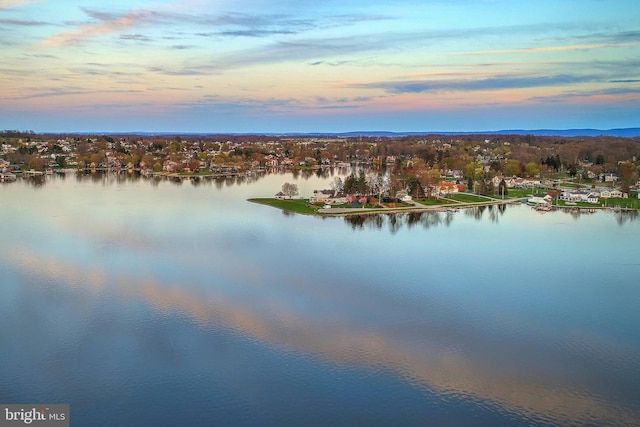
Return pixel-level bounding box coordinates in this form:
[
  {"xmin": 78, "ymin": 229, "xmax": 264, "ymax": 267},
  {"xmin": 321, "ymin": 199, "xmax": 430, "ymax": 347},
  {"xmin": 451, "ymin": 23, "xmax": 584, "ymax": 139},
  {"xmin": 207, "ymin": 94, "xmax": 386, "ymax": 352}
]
[
  {"xmin": 463, "ymin": 41, "xmax": 640, "ymax": 56},
  {"xmin": 198, "ymin": 29, "xmax": 297, "ymax": 38},
  {"xmin": 529, "ymin": 86, "xmax": 640, "ymax": 103},
  {"xmin": 39, "ymin": 7, "xmax": 162, "ymax": 47},
  {"xmin": 574, "ymin": 29, "xmax": 640, "ymax": 43},
  {"xmin": 0, "ymin": 18, "xmax": 51, "ymax": 26},
  {"xmin": 120, "ymin": 33, "xmax": 153, "ymax": 42},
  {"xmin": 170, "ymin": 44, "xmax": 196, "ymax": 50},
  {"xmin": 346, "ymin": 74, "xmax": 602, "ymax": 94},
  {"xmin": 147, "ymin": 65, "xmax": 208, "ymax": 76},
  {"xmin": 177, "ymin": 93, "xmax": 374, "ymax": 114},
  {"xmin": 188, "ymin": 24, "xmax": 607, "ymax": 71},
  {"xmin": 0, "ymin": 0, "xmax": 38, "ymax": 9},
  {"xmin": 3, "ymin": 87, "xmax": 144, "ymax": 101},
  {"xmin": 37, "ymin": 6, "xmax": 376, "ymax": 47}
]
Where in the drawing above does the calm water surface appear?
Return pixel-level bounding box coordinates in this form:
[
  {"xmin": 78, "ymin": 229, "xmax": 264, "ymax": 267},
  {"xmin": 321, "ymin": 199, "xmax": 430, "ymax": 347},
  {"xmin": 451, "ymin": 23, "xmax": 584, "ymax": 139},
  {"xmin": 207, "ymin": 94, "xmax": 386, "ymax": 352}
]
[{"xmin": 1, "ymin": 173, "xmax": 639, "ymax": 426}]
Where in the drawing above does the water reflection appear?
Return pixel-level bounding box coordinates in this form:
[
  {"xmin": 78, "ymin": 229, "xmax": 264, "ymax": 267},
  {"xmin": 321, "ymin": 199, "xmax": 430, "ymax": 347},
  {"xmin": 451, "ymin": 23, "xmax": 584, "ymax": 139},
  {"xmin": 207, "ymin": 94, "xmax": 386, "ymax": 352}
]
[
  {"xmin": 555, "ymin": 206, "xmax": 640, "ymax": 226},
  {"xmin": 5, "ymin": 244, "xmax": 639, "ymax": 427},
  {"xmin": 3, "ymin": 177, "xmax": 640, "ymax": 426},
  {"xmin": 614, "ymin": 209, "xmax": 639, "ymax": 225},
  {"xmin": 344, "ymin": 210, "xmax": 456, "ymax": 232},
  {"xmin": 23, "ymin": 175, "xmax": 46, "ymax": 187},
  {"xmin": 14, "ymin": 168, "xmax": 340, "ymax": 189},
  {"xmin": 464, "ymin": 205, "xmax": 489, "ymax": 221}
]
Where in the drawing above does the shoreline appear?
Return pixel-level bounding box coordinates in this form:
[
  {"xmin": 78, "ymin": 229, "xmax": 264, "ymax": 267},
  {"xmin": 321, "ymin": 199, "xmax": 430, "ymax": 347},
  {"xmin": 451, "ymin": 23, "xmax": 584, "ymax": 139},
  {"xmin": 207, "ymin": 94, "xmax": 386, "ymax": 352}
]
[{"xmin": 249, "ymin": 197, "xmax": 637, "ymax": 217}]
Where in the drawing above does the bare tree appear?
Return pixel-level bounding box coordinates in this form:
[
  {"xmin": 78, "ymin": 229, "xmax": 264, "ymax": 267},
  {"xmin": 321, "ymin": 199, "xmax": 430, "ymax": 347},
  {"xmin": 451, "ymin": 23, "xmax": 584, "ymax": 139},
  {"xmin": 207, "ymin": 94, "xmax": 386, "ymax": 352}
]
[
  {"xmin": 366, "ymin": 172, "xmax": 381, "ymax": 196},
  {"xmin": 378, "ymin": 174, "xmax": 391, "ymax": 201},
  {"xmin": 330, "ymin": 176, "xmax": 343, "ymax": 196},
  {"xmin": 281, "ymin": 182, "xmax": 299, "ymax": 199}
]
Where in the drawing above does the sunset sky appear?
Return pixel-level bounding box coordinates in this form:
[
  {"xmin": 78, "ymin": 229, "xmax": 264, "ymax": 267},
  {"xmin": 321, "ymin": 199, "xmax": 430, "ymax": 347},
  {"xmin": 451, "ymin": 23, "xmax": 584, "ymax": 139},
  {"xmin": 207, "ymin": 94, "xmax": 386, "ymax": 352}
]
[{"xmin": 1, "ymin": 0, "xmax": 639, "ymax": 133}]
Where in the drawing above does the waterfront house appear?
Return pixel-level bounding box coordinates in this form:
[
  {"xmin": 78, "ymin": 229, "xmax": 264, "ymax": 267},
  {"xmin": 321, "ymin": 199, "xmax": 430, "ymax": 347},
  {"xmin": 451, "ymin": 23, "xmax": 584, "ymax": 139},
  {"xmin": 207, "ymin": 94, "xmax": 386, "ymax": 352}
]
[
  {"xmin": 395, "ymin": 190, "xmax": 413, "ymax": 202},
  {"xmin": 560, "ymin": 190, "xmax": 584, "ymax": 203},
  {"xmin": 512, "ymin": 177, "xmax": 526, "ymax": 188},
  {"xmin": 582, "ymin": 193, "xmax": 600, "ymax": 204},
  {"xmin": 162, "ymin": 160, "xmax": 180, "ymax": 172},
  {"xmin": 0, "ymin": 172, "xmax": 17, "ymax": 182},
  {"xmin": 525, "ymin": 178, "xmax": 542, "ymax": 188},
  {"xmin": 599, "ymin": 189, "xmax": 612, "ymax": 198},
  {"xmin": 309, "ymin": 190, "xmax": 347, "ymax": 205},
  {"xmin": 609, "ymin": 189, "xmax": 624, "ymax": 198},
  {"xmin": 599, "ymin": 189, "xmax": 625, "ymax": 199},
  {"xmin": 264, "ymin": 155, "xmax": 279, "ymax": 168},
  {"xmin": 309, "ymin": 190, "xmax": 332, "ymax": 203}
]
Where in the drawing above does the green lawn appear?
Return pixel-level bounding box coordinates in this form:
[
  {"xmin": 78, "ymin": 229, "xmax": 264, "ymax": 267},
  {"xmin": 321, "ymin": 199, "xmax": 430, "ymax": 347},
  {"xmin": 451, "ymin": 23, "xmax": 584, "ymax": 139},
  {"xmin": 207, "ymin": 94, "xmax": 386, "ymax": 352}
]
[
  {"xmin": 554, "ymin": 197, "xmax": 640, "ymax": 209},
  {"xmin": 556, "ymin": 200, "xmax": 600, "ymax": 208},
  {"xmin": 601, "ymin": 197, "xmax": 640, "ymax": 209},
  {"xmin": 413, "ymin": 198, "xmax": 455, "ymax": 206},
  {"xmin": 499, "ymin": 188, "xmax": 538, "ymax": 199},
  {"xmin": 249, "ymin": 198, "xmax": 320, "ymax": 215},
  {"xmin": 448, "ymin": 193, "xmax": 494, "ymax": 203}
]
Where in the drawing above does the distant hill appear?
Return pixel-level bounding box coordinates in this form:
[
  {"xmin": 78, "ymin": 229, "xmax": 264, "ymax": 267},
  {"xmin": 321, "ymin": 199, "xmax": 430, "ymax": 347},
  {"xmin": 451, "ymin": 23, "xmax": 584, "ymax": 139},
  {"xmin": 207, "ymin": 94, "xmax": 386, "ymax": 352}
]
[
  {"xmin": 55, "ymin": 128, "xmax": 640, "ymax": 138},
  {"xmin": 333, "ymin": 128, "xmax": 640, "ymax": 138}
]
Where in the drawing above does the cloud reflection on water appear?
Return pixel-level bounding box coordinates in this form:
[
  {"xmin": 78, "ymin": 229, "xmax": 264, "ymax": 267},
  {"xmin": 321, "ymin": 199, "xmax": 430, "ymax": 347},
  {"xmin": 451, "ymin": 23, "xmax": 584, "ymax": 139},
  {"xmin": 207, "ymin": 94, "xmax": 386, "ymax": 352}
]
[{"xmin": 4, "ymin": 245, "xmax": 639, "ymax": 426}]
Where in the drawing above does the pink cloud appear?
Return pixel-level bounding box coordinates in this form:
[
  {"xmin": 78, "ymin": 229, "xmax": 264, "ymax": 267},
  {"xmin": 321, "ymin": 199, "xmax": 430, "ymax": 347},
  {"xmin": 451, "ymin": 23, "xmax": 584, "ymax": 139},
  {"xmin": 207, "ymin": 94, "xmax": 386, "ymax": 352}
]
[{"xmin": 39, "ymin": 8, "xmax": 158, "ymax": 47}]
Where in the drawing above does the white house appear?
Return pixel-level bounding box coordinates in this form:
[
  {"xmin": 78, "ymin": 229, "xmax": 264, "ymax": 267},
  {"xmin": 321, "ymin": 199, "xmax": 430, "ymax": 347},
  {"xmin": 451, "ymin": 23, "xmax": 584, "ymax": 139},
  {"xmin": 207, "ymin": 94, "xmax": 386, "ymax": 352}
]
[
  {"xmin": 582, "ymin": 193, "xmax": 600, "ymax": 204},
  {"xmin": 598, "ymin": 189, "xmax": 612, "ymax": 198},
  {"xmin": 309, "ymin": 190, "xmax": 333, "ymax": 203},
  {"xmin": 598, "ymin": 189, "xmax": 624, "ymax": 198},
  {"xmin": 309, "ymin": 190, "xmax": 347, "ymax": 205},
  {"xmin": 560, "ymin": 191, "xmax": 582, "ymax": 202},
  {"xmin": 610, "ymin": 189, "xmax": 624, "ymax": 198},
  {"xmin": 599, "ymin": 172, "xmax": 618, "ymax": 183},
  {"xmin": 395, "ymin": 190, "xmax": 413, "ymax": 202}
]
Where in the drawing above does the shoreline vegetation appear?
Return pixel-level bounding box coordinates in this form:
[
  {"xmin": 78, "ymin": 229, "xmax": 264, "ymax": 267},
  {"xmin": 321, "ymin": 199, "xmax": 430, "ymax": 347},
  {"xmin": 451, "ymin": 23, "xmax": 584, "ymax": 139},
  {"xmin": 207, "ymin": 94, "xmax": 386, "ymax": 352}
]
[
  {"xmin": 3, "ymin": 131, "xmax": 639, "ymax": 212},
  {"xmin": 248, "ymin": 195, "xmax": 638, "ymax": 217}
]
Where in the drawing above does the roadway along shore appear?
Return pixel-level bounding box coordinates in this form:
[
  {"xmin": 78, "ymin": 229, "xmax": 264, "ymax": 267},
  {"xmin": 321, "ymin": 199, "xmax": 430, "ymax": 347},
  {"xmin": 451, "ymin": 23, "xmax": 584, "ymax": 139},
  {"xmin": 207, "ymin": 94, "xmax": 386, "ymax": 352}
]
[{"xmin": 317, "ymin": 197, "xmax": 521, "ymax": 216}]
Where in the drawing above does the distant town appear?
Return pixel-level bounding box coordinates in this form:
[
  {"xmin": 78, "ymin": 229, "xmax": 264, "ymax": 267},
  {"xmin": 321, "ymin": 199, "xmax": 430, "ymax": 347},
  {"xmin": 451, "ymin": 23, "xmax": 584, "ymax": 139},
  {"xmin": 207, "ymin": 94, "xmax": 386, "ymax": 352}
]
[{"xmin": 2, "ymin": 130, "xmax": 639, "ymax": 212}]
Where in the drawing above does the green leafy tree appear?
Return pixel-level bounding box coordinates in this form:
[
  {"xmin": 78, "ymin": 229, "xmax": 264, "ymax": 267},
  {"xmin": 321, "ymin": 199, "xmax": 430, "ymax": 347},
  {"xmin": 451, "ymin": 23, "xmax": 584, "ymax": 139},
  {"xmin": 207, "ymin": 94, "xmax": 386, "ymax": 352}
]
[
  {"xmin": 406, "ymin": 174, "xmax": 425, "ymax": 198},
  {"xmin": 524, "ymin": 162, "xmax": 540, "ymax": 178},
  {"xmin": 356, "ymin": 170, "xmax": 367, "ymax": 194},
  {"xmin": 504, "ymin": 160, "xmax": 522, "ymax": 177},
  {"xmin": 464, "ymin": 162, "xmax": 481, "ymax": 181},
  {"xmin": 343, "ymin": 173, "xmax": 357, "ymax": 194}
]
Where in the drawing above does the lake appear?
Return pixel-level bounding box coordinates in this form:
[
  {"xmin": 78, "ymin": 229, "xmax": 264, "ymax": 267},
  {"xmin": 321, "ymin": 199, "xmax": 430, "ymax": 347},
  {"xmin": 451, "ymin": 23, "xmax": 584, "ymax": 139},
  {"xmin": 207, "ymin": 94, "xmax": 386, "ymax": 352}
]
[{"xmin": 1, "ymin": 172, "xmax": 639, "ymax": 426}]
